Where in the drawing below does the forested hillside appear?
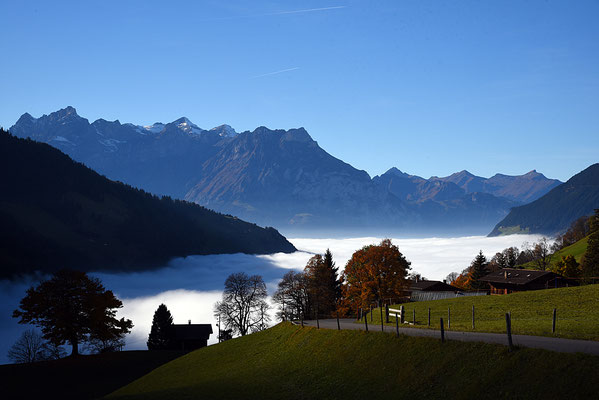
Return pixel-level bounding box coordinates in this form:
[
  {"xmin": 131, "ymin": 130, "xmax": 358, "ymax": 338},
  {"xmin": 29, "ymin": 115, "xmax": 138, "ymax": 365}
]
[{"xmin": 0, "ymin": 130, "xmax": 295, "ymax": 279}]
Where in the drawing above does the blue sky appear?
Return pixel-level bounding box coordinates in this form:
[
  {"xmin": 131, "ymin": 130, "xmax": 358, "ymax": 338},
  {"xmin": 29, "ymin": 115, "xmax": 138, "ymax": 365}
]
[{"xmin": 1, "ymin": 0, "xmax": 597, "ymax": 181}]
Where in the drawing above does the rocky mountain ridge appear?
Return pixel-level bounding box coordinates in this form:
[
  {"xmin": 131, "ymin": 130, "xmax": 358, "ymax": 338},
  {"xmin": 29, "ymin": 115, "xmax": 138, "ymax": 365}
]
[{"xmin": 10, "ymin": 107, "xmax": 563, "ymax": 233}]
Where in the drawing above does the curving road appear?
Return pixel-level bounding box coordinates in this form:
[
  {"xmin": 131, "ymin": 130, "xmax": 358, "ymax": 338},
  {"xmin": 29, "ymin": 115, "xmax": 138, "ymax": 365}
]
[{"xmin": 297, "ymin": 318, "xmax": 599, "ymax": 356}]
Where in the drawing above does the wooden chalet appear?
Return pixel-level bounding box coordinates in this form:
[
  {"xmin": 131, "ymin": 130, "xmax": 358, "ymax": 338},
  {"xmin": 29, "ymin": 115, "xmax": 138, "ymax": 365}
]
[
  {"xmin": 479, "ymin": 268, "xmax": 576, "ymax": 295},
  {"xmin": 170, "ymin": 321, "xmax": 213, "ymax": 351}
]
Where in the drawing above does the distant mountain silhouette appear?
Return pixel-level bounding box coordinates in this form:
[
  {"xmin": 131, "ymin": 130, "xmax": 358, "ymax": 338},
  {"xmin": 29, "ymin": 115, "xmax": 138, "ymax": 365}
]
[
  {"xmin": 489, "ymin": 163, "xmax": 599, "ymax": 236},
  {"xmin": 437, "ymin": 169, "xmax": 561, "ymax": 203},
  {"xmin": 372, "ymin": 168, "xmax": 518, "ymax": 229},
  {"xmin": 0, "ymin": 129, "xmax": 295, "ymax": 279},
  {"xmin": 10, "ymin": 107, "xmax": 562, "ymax": 233}
]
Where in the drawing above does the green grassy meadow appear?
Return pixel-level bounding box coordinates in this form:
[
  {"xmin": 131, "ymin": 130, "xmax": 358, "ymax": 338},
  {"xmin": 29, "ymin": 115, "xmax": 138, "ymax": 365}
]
[
  {"xmin": 107, "ymin": 322, "xmax": 599, "ymax": 400},
  {"xmin": 369, "ymin": 284, "xmax": 599, "ymax": 340},
  {"xmin": 520, "ymin": 236, "xmax": 589, "ymax": 270}
]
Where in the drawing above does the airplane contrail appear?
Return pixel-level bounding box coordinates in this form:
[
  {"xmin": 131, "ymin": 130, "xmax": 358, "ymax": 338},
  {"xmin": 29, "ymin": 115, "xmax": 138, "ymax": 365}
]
[
  {"xmin": 251, "ymin": 67, "xmax": 300, "ymax": 79},
  {"xmin": 262, "ymin": 6, "xmax": 346, "ymax": 16},
  {"xmin": 202, "ymin": 6, "xmax": 346, "ymax": 21}
]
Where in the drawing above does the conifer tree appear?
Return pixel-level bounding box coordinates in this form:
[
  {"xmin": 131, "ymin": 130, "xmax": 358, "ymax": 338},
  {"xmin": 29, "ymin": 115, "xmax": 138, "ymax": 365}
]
[
  {"xmin": 469, "ymin": 250, "xmax": 489, "ymax": 290},
  {"xmin": 304, "ymin": 249, "xmax": 342, "ymax": 318},
  {"xmin": 147, "ymin": 303, "xmax": 174, "ymax": 350},
  {"xmin": 322, "ymin": 249, "xmax": 342, "ymax": 306}
]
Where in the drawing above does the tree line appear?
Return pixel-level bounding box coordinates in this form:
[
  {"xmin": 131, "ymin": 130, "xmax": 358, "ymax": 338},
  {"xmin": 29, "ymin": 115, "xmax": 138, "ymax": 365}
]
[
  {"xmin": 447, "ymin": 209, "xmax": 599, "ymax": 289},
  {"xmin": 212, "ymin": 239, "xmax": 412, "ymax": 337}
]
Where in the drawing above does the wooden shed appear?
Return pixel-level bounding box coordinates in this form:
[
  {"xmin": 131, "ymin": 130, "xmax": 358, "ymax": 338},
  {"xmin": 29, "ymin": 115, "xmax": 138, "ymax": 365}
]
[{"xmin": 170, "ymin": 322, "xmax": 213, "ymax": 351}]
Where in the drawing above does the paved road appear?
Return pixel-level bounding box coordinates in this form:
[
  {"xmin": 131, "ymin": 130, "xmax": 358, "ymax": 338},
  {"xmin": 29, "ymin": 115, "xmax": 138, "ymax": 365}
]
[{"xmin": 296, "ymin": 319, "xmax": 599, "ymax": 356}]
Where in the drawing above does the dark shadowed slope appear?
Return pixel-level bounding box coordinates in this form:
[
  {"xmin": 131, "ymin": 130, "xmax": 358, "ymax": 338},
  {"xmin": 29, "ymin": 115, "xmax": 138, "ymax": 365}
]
[
  {"xmin": 0, "ymin": 350, "xmax": 184, "ymax": 400},
  {"xmin": 0, "ymin": 130, "xmax": 295, "ymax": 279},
  {"xmin": 489, "ymin": 163, "xmax": 599, "ymax": 236}
]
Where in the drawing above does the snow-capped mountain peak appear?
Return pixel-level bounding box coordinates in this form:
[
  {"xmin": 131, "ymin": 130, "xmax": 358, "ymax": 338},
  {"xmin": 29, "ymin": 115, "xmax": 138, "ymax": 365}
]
[
  {"xmin": 142, "ymin": 122, "xmax": 165, "ymax": 134},
  {"xmin": 172, "ymin": 117, "xmax": 203, "ymax": 134},
  {"xmin": 209, "ymin": 124, "xmax": 237, "ymax": 138}
]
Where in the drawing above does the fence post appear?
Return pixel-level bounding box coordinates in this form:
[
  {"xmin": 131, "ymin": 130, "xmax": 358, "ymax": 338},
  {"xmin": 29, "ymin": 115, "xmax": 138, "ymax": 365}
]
[
  {"xmin": 380, "ymin": 306, "xmax": 384, "ymax": 332},
  {"xmin": 428, "ymin": 308, "xmax": 431, "ymax": 326},
  {"xmin": 440, "ymin": 318, "xmax": 445, "ymax": 343},
  {"xmin": 413, "ymin": 309, "xmax": 416, "ymax": 325},
  {"xmin": 370, "ymin": 305, "xmax": 373, "ymax": 322},
  {"xmin": 357, "ymin": 306, "xmax": 361, "ymax": 321},
  {"xmin": 337, "ymin": 311, "xmax": 341, "ymax": 330},
  {"xmin": 364, "ymin": 313, "xmax": 369, "ymax": 332},
  {"xmin": 552, "ymin": 308, "xmax": 557, "ymax": 333},
  {"xmin": 316, "ymin": 304, "xmax": 320, "ymax": 329},
  {"xmin": 395, "ymin": 313, "xmax": 399, "ymax": 337},
  {"xmin": 472, "ymin": 305, "xmax": 475, "ymax": 330},
  {"xmin": 400, "ymin": 305, "xmax": 405, "ymax": 324},
  {"xmin": 448, "ymin": 307, "xmax": 451, "ymax": 329},
  {"xmin": 505, "ymin": 313, "xmax": 513, "ymax": 351},
  {"xmin": 385, "ymin": 304, "xmax": 389, "ymax": 323}
]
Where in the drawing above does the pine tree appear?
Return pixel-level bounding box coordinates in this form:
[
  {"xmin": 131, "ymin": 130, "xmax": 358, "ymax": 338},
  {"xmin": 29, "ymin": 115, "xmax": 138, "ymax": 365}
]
[
  {"xmin": 323, "ymin": 249, "xmax": 342, "ymax": 305},
  {"xmin": 304, "ymin": 249, "xmax": 342, "ymax": 318},
  {"xmin": 469, "ymin": 250, "xmax": 489, "ymax": 290},
  {"xmin": 147, "ymin": 304, "xmax": 174, "ymax": 350}
]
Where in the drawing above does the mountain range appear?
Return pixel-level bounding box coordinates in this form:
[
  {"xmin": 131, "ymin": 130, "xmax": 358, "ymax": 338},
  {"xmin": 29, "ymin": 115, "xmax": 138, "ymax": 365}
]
[
  {"xmin": 9, "ymin": 107, "xmax": 563, "ymax": 234},
  {"xmin": 489, "ymin": 163, "xmax": 599, "ymax": 236},
  {"xmin": 0, "ymin": 128, "xmax": 295, "ymax": 279}
]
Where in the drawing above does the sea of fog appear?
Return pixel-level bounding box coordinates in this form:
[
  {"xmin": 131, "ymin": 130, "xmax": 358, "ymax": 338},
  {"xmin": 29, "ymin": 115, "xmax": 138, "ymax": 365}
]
[{"xmin": 0, "ymin": 234, "xmax": 544, "ymax": 364}]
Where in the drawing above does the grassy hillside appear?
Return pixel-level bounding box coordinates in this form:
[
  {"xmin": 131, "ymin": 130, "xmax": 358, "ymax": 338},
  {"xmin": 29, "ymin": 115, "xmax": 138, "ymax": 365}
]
[
  {"xmin": 519, "ymin": 236, "xmax": 589, "ymax": 270},
  {"xmin": 108, "ymin": 323, "xmax": 598, "ymax": 400},
  {"xmin": 370, "ymin": 284, "xmax": 599, "ymax": 341},
  {"xmin": 0, "ymin": 350, "xmax": 184, "ymax": 400}
]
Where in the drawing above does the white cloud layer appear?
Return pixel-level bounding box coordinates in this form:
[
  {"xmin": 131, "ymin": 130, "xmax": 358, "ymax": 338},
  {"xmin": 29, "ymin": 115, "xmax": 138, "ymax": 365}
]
[
  {"xmin": 278, "ymin": 234, "xmax": 545, "ymax": 280},
  {"xmin": 0, "ymin": 234, "xmax": 545, "ymax": 359}
]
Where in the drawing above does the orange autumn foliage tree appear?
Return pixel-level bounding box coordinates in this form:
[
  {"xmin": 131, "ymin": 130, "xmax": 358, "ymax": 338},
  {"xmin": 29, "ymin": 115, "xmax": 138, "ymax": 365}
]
[{"xmin": 339, "ymin": 239, "xmax": 411, "ymax": 315}]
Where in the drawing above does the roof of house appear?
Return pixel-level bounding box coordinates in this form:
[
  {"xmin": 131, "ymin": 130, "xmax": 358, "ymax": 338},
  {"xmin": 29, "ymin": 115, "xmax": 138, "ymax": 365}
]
[
  {"xmin": 410, "ymin": 280, "xmax": 459, "ymax": 291},
  {"xmin": 479, "ymin": 268, "xmax": 556, "ymax": 285},
  {"xmin": 171, "ymin": 324, "xmax": 213, "ymax": 341}
]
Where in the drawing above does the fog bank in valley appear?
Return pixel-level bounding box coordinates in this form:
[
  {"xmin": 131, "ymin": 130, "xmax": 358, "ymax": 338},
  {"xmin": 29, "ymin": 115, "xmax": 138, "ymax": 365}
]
[{"xmin": 0, "ymin": 234, "xmax": 543, "ymax": 363}]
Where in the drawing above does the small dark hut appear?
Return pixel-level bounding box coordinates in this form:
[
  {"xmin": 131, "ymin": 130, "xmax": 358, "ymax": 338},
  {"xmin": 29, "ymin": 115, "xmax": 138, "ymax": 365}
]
[
  {"xmin": 170, "ymin": 321, "xmax": 213, "ymax": 351},
  {"xmin": 479, "ymin": 268, "xmax": 576, "ymax": 295}
]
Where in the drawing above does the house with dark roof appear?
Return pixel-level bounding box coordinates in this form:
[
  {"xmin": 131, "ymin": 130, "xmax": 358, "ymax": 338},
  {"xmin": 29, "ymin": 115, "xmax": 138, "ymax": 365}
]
[
  {"xmin": 479, "ymin": 268, "xmax": 576, "ymax": 295},
  {"xmin": 169, "ymin": 321, "xmax": 213, "ymax": 351},
  {"xmin": 410, "ymin": 279, "xmax": 460, "ymax": 292},
  {"xmin": 406, "ymin": 279, "xmax": 470, "ymax": 301}
]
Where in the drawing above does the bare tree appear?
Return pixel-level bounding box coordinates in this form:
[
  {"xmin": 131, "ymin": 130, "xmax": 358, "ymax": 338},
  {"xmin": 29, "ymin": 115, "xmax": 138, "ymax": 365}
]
[
  {"xmin": 214, "ymin": 272, "xmax": 270, "ymax": 337},
  {"xmin": 529, "ymin": 237, "xmax": 553, "ymax": 271},
  {"xmin": 7, "ymin": 329, "xmax": 62, "ymax": 363},
  {"xmin": 273, "ymin": 270, "xmax": 310, "ymax": 321},
  {"xmin": 445, "ymin": 272, "xmax": 459, "ymax": 284},
  {"xmin": 85, "ymin": 337, "xmax": 125, "ymax": 354}
]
